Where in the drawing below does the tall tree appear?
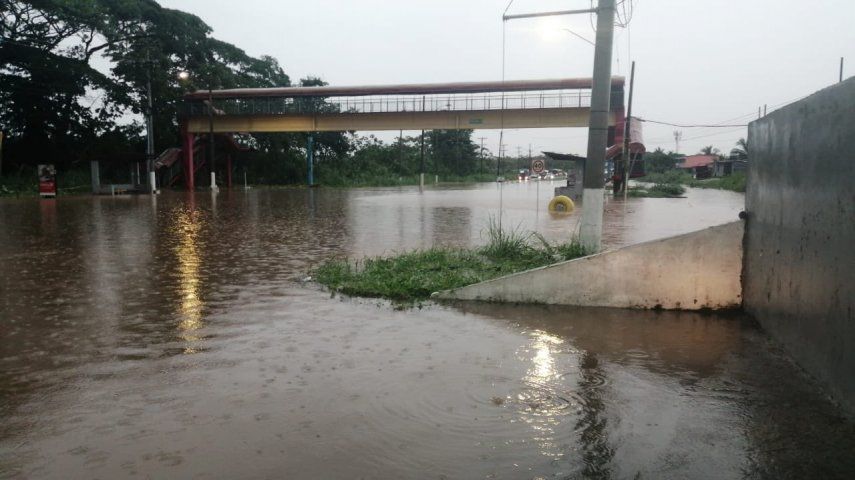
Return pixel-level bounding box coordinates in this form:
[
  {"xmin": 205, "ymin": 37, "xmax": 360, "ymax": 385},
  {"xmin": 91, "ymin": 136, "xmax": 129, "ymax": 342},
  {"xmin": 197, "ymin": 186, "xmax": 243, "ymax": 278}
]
[
  {"xmin": 699, "ymin": 145, "xmax": 720, "ymax": 156},
  {"xmin": 730, "ymin": 138, "xmax": 748, "ymax": 159},
  {"xmin": 427, "ymin": 129, "xmax": 478, "ymax": 176},
  {"xmin": 1, "ymin": 0, "xmax": 294, "ymax": 173}
]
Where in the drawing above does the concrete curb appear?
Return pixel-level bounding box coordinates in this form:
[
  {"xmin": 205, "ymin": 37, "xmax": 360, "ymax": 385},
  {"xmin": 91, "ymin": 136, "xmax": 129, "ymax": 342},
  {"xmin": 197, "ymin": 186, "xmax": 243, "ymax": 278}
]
[{"xmin": 434, "ymin": 220, "xmax": 744, "ymax": 310}]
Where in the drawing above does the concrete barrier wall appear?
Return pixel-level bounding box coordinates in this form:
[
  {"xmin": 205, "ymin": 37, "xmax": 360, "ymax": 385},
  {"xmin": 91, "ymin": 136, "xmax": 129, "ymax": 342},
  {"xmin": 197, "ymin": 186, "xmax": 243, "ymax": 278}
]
[
  {"xmin": 745, "ymin": 78, "xmax": 855, "ymax": 414},
  {"xmin": 435, "ymin": 221, "xmax": 744, "ymax": 310}
]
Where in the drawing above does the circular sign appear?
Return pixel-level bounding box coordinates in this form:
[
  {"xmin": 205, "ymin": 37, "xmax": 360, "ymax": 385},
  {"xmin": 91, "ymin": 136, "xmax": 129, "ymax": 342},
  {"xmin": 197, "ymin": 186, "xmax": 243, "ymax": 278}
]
[{"xmin": 531, "ymin": 158, "xmax": 545, "ymax": 174}]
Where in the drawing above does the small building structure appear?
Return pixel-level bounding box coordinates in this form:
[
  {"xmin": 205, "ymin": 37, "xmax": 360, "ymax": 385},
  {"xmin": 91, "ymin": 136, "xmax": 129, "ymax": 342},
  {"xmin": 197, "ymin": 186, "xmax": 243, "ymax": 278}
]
[{"xmin": 678, "ymin": 154, "xmax": 717, "ymax": 179}]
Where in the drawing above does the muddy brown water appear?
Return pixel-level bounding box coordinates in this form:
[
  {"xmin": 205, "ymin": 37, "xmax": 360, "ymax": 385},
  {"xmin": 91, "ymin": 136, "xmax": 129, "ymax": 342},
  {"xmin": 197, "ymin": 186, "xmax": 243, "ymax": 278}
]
[{"xmin": 1, "ymin": 183, "xmax": 853, "ymax": 479}]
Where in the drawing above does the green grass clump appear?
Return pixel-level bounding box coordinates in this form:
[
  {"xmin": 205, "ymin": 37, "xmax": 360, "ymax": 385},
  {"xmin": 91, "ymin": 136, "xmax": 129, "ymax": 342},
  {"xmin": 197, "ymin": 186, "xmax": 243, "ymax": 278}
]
[
  {"xmin": 692, "ymin": 172, "xmax": 746, "ymax": 192},
  {"xmin": 638, "ymin": 170, "xmax": 746, "ymax": 193},
  {"xmin": 627, "ymin": 182, "xmax": 686, "ymax": 198},
  {"xmin": 313, "ymin": 220, "xmax": 591, "ymax": 303},
  {"xmin": 641, "ymin": 170, "xmax": 695, "ymax": 185}
]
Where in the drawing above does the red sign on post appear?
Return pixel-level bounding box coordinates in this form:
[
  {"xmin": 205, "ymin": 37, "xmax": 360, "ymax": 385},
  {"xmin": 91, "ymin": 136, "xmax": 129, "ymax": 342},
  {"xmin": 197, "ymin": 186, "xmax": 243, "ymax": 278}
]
[{"xmin": 38, "ymin": 164, "xmax": 57, "ymax": 197}]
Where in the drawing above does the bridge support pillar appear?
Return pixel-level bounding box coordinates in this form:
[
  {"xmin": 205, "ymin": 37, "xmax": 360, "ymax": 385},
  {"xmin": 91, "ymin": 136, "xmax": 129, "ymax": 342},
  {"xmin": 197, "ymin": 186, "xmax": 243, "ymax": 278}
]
[
  {"xmin": 226, "ymin": 154, "xmax": 233, "ymax": 188},
  {"xmin": 183, "ymin": 131, "xmax": 195, "ymax": 192}
]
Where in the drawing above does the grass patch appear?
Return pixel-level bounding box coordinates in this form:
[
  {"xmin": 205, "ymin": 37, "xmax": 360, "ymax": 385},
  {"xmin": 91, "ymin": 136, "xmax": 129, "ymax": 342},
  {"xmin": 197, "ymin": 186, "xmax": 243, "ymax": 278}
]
[
  {"xmin": 314, "ymin": 218, "xmax": 591, "ymax": 303},
  {"xmin": 628, "ymin": 183, "xmax": 686, "ymax": 198},
  {"xmin": 691, "ymin": 172, "xmax": 746, "ymax": 192},
  {"xmin": 639, "ymin": 170, "xmax": 746, "ymax": 193}
]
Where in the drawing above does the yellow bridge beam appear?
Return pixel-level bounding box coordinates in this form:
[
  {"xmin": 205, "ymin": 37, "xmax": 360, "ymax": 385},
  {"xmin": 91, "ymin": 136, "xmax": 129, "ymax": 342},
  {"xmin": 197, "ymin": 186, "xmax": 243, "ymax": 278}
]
[{"xmin": 185, "ymin": 108, "xmax": 611, "ymax": 133}]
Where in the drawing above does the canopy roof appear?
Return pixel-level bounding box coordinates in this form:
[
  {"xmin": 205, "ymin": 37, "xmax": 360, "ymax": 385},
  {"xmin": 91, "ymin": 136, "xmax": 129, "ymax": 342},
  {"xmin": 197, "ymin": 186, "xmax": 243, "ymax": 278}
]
[{"xmin": 185, "ymin": 77, "xmax": 625, "ymax": 100}]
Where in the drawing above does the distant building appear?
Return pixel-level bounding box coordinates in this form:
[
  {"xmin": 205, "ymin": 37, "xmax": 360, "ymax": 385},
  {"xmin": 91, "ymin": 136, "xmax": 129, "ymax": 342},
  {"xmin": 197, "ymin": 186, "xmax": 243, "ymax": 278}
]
[
  {"xmin": 677, "ymin": 154, "xmax": 718, "ymax": 179},
  {"xmin": 713, "ymin": 158, "xmax": 733, "ymax": 177},
  {"xmin": 711, "ymin": 158, "xmax": 748, "ymax": 177}
]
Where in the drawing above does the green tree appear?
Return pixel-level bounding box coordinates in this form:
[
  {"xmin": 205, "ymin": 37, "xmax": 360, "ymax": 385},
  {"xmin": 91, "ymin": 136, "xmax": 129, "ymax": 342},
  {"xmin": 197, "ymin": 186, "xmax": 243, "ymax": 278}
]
[
  {"xmin": 643, "ymin": 147, "xmax": 682, "ymax": 173},
  {"xmin": 730, "ymin": 138, "xmax": 748, "ymax": 159},
  {"xmin": 1, "ymin": 0, "xmax": 295, "ymax": 177},
  {"xmin": 426, "ymin": 129, "xmax": 478, "ymax": 176}
]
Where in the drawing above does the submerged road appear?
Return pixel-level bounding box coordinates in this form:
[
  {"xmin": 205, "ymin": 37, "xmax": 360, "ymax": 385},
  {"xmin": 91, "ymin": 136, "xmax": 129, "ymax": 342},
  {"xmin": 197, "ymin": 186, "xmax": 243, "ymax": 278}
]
[{"xmin": 1, "ymin": 183, "xmax": 853, "ymax": 479}]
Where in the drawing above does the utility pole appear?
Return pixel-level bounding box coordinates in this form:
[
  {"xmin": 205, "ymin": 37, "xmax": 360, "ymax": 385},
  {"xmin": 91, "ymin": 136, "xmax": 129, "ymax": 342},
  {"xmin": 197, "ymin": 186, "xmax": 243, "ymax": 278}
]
[
  {"xmin": 420, "ymin": 96, "xmax": 426, "ymax": 188},
  {"xmin": 841, "ymin": 57, "xmax": 845, "ymax": 83},
  {"xmin": 478, "ymin": 136, "xmax": 487, "ymax": 176},
  {"xmin": 673, "ymin": 131, "xmax": 682, "ymax": 154},
  {"xmin": 398, "ymin": 129, "xmax": 403, "ymax": 171},
  {"xmin": 516, "ymin": 146, "xmax": 523, "ymax": 170},
  {"xmin": 621, "ymin": 61, "xmax": 636, "ymax": 197},
  {"xmin": 496, "ymin": 142, "xmax": 505, "ymax": 178},
  {"xmin": 502, "ymin": 0, "xmax": 608, "ymax": 246},
  {"xmin": 578, "ymin": 0, "xmax": 616, "ymax": 251},
  {"xmin": 420, "ymin": 129, "xmax": 425, "ymax": 189},
  {"xmin": 145, "ymin": 50, "xmax": 156, "ymax": 193},
  {"xmin": 455, "ymin": 130, "xmax": 461, "ymax": 176}
]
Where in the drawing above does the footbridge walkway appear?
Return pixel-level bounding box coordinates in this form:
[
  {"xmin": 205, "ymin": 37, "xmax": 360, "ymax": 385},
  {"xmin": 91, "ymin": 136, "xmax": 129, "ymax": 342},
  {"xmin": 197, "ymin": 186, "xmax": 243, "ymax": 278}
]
[{"xmin": 177, "ymin": 77, "xmax": 627, "ymax": 190}]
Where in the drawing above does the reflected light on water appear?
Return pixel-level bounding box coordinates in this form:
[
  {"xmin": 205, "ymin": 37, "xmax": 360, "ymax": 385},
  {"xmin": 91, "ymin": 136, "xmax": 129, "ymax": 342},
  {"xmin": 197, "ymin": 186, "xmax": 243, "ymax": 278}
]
[
  {"xmin": 528, "ymin": 331, "xmax": 563, "ymax": 382},
  {"xmin": 174, "ymin": 209, "xmax": 204, "ymax": 354},
  {"xmin": 515, "ymin": 330, "xmax": 569, "ymax": 459}
]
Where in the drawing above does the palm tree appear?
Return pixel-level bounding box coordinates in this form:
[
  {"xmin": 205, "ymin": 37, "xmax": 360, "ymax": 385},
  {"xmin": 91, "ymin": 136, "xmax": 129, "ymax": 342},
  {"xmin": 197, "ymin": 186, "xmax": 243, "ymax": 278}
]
[
  {"xmin": 699, "ymin": 145, "xmax": 720, "ymax": 155},
  {"xmin": 730, "ymin": 138, "xmax": 748, "ymax": 159}
]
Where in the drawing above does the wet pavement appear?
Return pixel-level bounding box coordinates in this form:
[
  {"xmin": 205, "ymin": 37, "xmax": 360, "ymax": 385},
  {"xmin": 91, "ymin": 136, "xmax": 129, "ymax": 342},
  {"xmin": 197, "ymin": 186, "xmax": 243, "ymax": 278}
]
[{"xmin": 1, "ymin": 183, "xmax": 853, "ymax": 479}]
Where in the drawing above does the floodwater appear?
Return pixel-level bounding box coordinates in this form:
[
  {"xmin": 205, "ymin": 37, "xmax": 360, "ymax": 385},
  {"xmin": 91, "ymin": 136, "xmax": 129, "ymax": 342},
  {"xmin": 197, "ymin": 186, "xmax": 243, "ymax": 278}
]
[{"xmin": 1, "ymin": 182, "xmax": 853, "ymax": 479}]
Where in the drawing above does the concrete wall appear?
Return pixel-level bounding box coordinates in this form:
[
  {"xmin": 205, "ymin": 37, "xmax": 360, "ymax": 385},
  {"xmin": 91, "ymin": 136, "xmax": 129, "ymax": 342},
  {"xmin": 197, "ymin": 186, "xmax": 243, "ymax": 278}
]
[
  {"xmin": 435, "ymin": 221, "xmax": 744, "ymax": 310},
  {"xmin": 744, "ymin": 77, "xmax": 855, "ymax": 414}
]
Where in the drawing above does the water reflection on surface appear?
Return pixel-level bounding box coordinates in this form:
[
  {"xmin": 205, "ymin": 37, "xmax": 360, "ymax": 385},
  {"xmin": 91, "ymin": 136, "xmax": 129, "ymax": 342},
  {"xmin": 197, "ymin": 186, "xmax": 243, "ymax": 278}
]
[
  {"xmin": 173, "ymin": 206, "xmax": 204, "ymax": 353},
  {"xmin": 1, "ymin": 184, "xmax": 853, "ymax": 479}
]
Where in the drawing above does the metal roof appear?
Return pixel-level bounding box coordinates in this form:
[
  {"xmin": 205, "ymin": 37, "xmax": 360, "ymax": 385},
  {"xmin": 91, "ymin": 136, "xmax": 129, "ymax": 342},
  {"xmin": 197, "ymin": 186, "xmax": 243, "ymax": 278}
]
[
  {"xmin": 679, "ymin": 155, "xmax": 719, "ymax": 169},
  {"xmin": 185, "ymin": 77, "xmax": 625, "ymax": 100}
]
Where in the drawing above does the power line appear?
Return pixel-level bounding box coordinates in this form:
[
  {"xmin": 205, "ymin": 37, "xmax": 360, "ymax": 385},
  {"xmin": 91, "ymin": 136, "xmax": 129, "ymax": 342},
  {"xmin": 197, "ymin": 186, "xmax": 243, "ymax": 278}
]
[
  {"xmin": 681, "ymin": 127, "xmax": 747, "ymax": 142},
  {"xmin": 638, "ymin": 118, "xmax": 748, "ymax": 128},
  {"xmin": 642, "ymin": 91, "xmax": 814, "ymax": 144}
]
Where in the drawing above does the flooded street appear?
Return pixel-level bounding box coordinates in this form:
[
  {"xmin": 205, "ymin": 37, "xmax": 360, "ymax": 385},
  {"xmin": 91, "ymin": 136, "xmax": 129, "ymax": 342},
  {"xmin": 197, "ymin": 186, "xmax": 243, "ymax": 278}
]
[{"xmin": 1, "ymin": 183, "xmax": 853, "ymax": 479}]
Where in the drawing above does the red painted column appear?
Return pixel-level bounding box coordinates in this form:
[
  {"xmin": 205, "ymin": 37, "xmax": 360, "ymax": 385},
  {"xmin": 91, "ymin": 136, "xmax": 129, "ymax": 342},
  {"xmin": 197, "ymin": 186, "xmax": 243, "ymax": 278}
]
[
  {"xmin": 226, "ymin": 154, "xmax": 233, "ymax": 188},
  {"xmin": 183, "ymin": 129, "xmax": 195, "ymax": 191}
]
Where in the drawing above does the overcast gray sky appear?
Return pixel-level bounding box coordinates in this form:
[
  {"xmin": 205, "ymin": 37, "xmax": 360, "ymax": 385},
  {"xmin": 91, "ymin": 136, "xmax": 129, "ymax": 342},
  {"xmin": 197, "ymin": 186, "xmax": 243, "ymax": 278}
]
[{"xmin": 162, "ymin": 0, "xmax": 855, "ymax": 157}]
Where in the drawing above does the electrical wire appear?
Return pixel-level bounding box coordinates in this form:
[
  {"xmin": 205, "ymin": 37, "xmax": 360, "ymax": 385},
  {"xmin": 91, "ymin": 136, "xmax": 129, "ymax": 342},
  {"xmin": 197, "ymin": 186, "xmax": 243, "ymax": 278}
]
[
  {"xmin": 638, "ymin": 118, "xmax": 749, "ymax": 128},
  {"xmin": 681, "ymin": 127, "xmax": 747, "ymax": 142}
]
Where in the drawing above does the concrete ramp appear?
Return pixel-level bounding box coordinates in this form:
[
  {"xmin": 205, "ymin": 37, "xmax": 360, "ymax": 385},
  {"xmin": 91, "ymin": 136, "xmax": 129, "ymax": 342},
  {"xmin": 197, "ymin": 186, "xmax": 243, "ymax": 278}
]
[{"xmin": 435, "ymin": 221, "xmax": 744, "ymax": 310}]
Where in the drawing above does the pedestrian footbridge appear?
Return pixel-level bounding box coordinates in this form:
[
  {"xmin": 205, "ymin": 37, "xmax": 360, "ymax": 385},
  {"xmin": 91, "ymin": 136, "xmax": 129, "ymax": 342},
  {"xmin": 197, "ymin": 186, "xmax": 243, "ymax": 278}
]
[{"xmin": 181, "ymin": 77, "xmax": 625, "ymax": 133}]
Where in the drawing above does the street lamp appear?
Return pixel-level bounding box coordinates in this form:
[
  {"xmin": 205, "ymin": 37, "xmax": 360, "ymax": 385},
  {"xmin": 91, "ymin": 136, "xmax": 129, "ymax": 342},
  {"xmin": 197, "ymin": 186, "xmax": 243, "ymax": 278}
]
[{"xmin": 177, "ymin": 70, "xmax": 218, "ymax": 191}]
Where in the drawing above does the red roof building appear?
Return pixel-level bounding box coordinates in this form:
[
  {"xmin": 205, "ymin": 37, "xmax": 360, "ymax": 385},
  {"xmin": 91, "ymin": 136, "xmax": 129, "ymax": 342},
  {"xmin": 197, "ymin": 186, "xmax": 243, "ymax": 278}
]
[{"xmin": 678, "ymin": 154, "xmax": 718, "ymax": 179}]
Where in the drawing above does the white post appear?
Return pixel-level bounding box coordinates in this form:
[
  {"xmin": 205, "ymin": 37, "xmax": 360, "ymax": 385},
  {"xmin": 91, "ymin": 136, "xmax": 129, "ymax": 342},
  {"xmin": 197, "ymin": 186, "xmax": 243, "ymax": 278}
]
[
  {"xmin": 210, "ymin": 172, "xmax": 218, "ymax": 191},
  {"xmin": 149, "ymin": 171, "xmax": 157, "ymax": 194}
]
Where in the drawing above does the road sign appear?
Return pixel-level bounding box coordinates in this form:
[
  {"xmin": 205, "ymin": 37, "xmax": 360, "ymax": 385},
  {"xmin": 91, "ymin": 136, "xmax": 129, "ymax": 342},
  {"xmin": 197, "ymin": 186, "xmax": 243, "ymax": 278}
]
[{"xmin": 531, "ymin": 158, "xmax": 545, "ymax": 174}]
